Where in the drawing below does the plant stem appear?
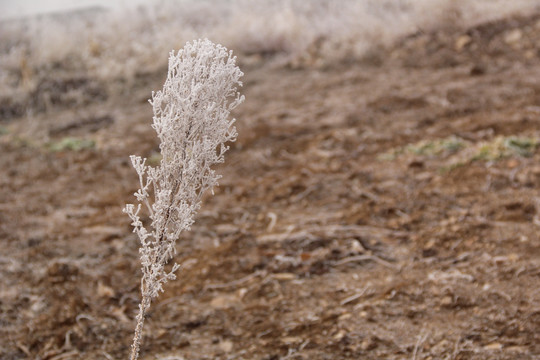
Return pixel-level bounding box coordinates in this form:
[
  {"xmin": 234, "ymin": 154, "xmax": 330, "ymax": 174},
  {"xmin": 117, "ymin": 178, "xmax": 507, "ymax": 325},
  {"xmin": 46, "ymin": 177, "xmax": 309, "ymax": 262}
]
[{"xmin": 130, "ymin": 292, "xmax": 151, "ymax": 360}]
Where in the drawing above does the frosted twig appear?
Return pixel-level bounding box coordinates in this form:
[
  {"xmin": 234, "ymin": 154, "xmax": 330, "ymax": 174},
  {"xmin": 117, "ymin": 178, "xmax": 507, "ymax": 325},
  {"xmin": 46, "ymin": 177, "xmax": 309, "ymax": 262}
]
[{"xmin": 124, "ymin": 39, "xmax": 243, "ymax": 360}]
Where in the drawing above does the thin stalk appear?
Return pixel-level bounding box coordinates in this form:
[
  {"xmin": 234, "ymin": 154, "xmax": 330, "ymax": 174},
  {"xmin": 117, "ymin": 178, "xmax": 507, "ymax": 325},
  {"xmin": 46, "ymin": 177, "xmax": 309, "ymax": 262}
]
[{"xmin": 130, "ymin": 291, "xmax": 151, "ymax": 360}]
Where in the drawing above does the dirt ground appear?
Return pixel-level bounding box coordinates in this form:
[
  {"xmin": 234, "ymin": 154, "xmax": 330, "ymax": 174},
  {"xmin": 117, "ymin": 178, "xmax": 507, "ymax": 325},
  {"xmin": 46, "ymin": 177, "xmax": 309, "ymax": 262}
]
[{"xmin": 1, "ymin": 12, "xmax": 540, "ymax": 360}]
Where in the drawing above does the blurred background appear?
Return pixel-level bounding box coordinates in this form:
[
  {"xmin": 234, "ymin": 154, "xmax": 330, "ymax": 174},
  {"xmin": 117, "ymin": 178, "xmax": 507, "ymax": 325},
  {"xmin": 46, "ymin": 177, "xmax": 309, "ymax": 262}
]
[
  {"xmin": 1, "ymin": 0, "xmax": 539, "ymax": 108},
  {"xmin": 0, "ymin": 0, "xmax": 161, "ymax": 20}
]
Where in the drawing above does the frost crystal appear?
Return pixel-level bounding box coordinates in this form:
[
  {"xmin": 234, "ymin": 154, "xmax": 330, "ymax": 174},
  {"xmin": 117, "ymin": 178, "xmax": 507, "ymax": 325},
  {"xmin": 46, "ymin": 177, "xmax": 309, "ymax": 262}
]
[{"xmin": 124, "ymin": 39, "xmax": 243, "ymax": 360}]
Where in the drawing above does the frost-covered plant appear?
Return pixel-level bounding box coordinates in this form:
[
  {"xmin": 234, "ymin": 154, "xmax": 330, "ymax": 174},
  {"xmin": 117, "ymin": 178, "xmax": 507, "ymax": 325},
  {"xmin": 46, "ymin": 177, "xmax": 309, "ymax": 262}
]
[{"xmin": 124, "ymin": 38, "xmax": 244, "ymax": 360}]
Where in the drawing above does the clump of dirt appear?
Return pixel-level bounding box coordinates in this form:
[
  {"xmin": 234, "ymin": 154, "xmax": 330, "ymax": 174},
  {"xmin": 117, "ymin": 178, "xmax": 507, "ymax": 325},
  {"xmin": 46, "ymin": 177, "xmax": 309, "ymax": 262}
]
[{"xmin": 1, "ymin": 11, "xmax": 539, "ymax": 360}]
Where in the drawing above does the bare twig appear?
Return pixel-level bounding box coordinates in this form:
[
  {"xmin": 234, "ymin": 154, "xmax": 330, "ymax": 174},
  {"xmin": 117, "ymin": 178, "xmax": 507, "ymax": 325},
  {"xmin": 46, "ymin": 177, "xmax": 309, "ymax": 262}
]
[
  {"xmin": 205, "ymin": 270, "xmax": 266, "ymax": 290},
  {"xmin": 334, "ymin": 255, "xmax": 400, "ymax": 270},
  {"xmin": 412, "ymin": 329, "xmax": 429, "ymax": 360},
  {"xmin": 340, "ymin": 288, "xmax": 368, "ymax": 305}
]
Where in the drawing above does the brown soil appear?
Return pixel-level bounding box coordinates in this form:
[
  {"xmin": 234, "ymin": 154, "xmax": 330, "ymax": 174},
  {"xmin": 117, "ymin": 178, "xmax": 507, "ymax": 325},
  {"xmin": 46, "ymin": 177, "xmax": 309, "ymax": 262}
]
[{"xmin": 1, "ymin": 13, "xmax": 540, "ymax": 360}]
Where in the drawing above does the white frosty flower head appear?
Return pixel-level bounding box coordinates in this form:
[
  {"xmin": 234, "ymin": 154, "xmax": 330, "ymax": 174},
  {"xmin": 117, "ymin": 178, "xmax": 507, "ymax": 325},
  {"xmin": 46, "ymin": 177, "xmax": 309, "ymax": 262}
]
[{"xmin": 151, "ymin": 39, "xmax": 243, "ymax": 165}]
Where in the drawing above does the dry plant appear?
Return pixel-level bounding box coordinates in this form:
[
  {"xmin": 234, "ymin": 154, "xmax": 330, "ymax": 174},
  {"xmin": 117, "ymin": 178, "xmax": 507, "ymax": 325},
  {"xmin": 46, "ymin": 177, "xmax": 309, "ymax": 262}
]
[{"xmin": 123, "ymin": 38, "xmax": 244, "ymax": 360}]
